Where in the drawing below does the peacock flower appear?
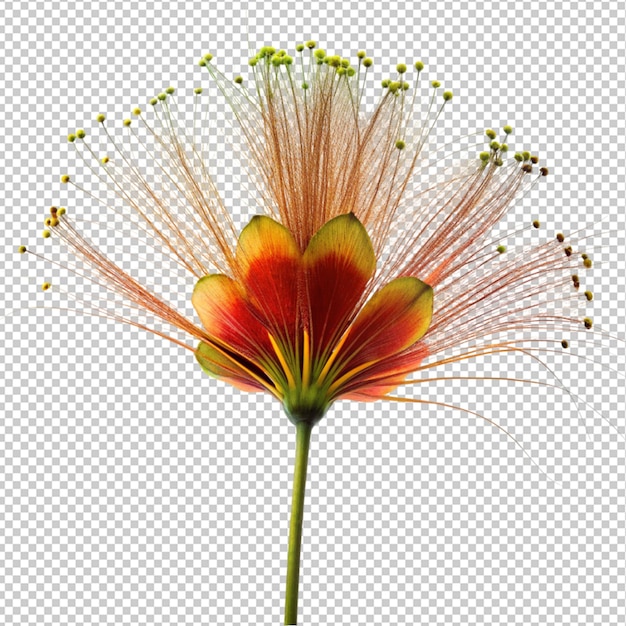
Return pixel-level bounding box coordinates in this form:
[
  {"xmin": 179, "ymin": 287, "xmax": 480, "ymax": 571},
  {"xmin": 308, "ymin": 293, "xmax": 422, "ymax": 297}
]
[{"xmin": 23, "ymin": 42, "xmax": 595, "ymax": 624}]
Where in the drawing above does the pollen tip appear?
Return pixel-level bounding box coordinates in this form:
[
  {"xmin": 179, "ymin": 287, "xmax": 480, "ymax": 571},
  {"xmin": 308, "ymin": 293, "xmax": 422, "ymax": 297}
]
[
  {"xmin": 532, "ymin": 219, "xmax": 540, "ymax": 229},
  {"xmin": 556, "ymin": 232, "xmax": 565, "ymax": 242},
  {"xmin": 395, "ymin": 139, "xmax": 406, "ymax": 150},
  {"xmin": 561, "ymin": 339, "xmax": 569, "ymax": 349},
  {"xmin": 522, "ymin": 151, "xmax": 531, "ymax": 161},
  {"xmin": 60, "ymin": 174, "xmax": 70, "ymax": 183},
  {"xmin": 123, "ymin": 118, "xmax": 132, "ymax": 127},
  {"xmin": 362, "ymin": 57, "xmax": 373, "ymax": 68},
  {"xmin": 157, "ymin": 92, "xmax": 167, "ymax": 101},
  {"xmin": 503, "ymin": 124, "xmax": 513, "ymax": 135},
  {"xmin": 500, "ymin": 142, "xmax": 508, "ymax": 152},
  {"xmin": 18, "ymin": 245, "xmax": 27, "ymax": 254},
  {"xmin": 149, "ymin": 97, "xmax": 158, "ymax": 106},
  {"xmin": 301, "ymin": 81, "xmax": 309, "ymax": 90},
  {"xmin": 42, "ymin": 282, "xmax": 51, "ymax": 291},
  {"xmin": 96, "ymin": 113, "xmax": 106, "ymax": 123},
  {"xmin": 132, "ymin": 107, "xmax": 142, "ymax": 115},
  {"xmin": 76, "ymin": 129, "xmax": 86, "ymax": 139},
  {"xmin": 234, "ymin": 75, "xmax": 243, "ymax": 85},
  {"xmin": 496, "ymin": 245, "xmax": 506, "ymax": 254},
  {"xmin": 585, "ymin": 290, "xmax": 593, "ymax": 301},
  {"xmin": 414, "ymin": 60, "xmax": 424, "ymax": 71},
  {"xmin": 57, "ymin": 207, "xmax": 66, "ymax": 216},
  {"xmin": 572, "ymin": 274, "xmax": 580, "ymax": 289},
  {"xmin": 396, "ymin": 62, "xmax": 407, "ymax": 74},
  {"xmin": 479, "ymin": 151, "xmax": 490, "ymax": 162},
  {"xmin": 583, "ymin": 257, "xmax": 593, "ymax": 268},
  {"xmin": 165, "ymin": 86, "xmax": 175, "ymax": 95},
  {"xmin": 194, "ymin": 87, "xmax": 203, "ymax": 95},
  {"xmin": 583, "ymin": 317, "xmax": 593, "ymax": 329},
  {"xmin": 306, "ymin": 40, "xmax": 316, "ymax": 49},
  {"xmin": 101, "ymin": 155, "xmax": 109, "ymax": 164},
  {"xmin": 430, "ymin": 79, "xmax": 440, "ymax": 88},
  {"xmin": 42, "ymin": 229, "xmax": 51, "ymax": 239},
  {"xmin": 67, "ymin": 133, "xmax": 76, "ymax": 143},
  {"xmin": 522, "ymin": 163, "xmax": 533, "ymax": 174},
  {"xmin": 295, "ymin": 43, "xmax": 305, "ymax": 52},
  {"xmin": 203, "ymin": 52, "xmax": 214, "ymax": 62},
  {"xmin": 530, "ymin": 155, "xmax": 539, "ymax": 164},
  {"xmin": 564, "ymin": 245, "xmax": 573, "ymax": 257},
  {"xmin": 540, "ymin": 167, "xmax": 549, "ymax": 176},
  {"xmin": 490, "ymin": 140, "xmax": 500, "ymax": 151},
  {"xmin": 442, "ymin": 90, "xmax": 453, "ymax": 101},
  {"xmin": 49, "ymin": 206, "xmax": 58, "ymax": 216},
  {"xmin": 357, "ymin": 49, "xmax": 366, "ymax": 59},
  {"xmin": 485, "ymin": 128, "xmax": 497, "ymax": 140}
]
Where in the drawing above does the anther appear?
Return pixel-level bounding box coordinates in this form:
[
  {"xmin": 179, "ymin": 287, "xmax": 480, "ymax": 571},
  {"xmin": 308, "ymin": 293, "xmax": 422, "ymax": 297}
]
[
  {"xmin": 76, "ymin": 129, "xmax": 86, "ymax": 139},
  {"xmin": 556, "ymin": 233, "xmax": 565, "ymax": 243},
  {"xmin": 496, "ymin": 245, "xmax": 506, "ymax": 254},
  {"xmin": 532, "ymin": 220, "xmax": 540, "ymax": 229},
  {"xmin": 61, "ymin": 174, "xmax": 70, "ymax": 183},
  {"xmin": 96, "ymin": 113, "xmax": 106, "ymax": 123},
  {"xmin": 17, "ymin": 245, "xmax": 27, "ymax": 254},
  {"xmin": 583, "ymin": 317, "xmax": 593, "ymax": 329},
  {"xmin": 561, "ymin": 339, "xmax": 569, "ymax": 349},
  {"xmin": 42, "ymin": 282, "xmax": 51, "ymax": 291},
  {"xmin": 585, "ymin": 290, "xmax": 593, "ymax": 301}
]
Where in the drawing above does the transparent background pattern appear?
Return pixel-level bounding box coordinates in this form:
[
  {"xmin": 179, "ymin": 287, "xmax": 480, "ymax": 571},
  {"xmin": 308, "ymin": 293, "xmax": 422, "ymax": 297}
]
[{"xmin": 2, "ymin": 1, "xmax": 625, "ymax": 624}]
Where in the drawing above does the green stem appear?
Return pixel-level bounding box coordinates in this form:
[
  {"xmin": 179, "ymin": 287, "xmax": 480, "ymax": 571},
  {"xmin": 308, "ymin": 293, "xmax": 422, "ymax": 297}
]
[{"xmin": 284, "ymin": 421, "xmax": 314, "ymax": 625}]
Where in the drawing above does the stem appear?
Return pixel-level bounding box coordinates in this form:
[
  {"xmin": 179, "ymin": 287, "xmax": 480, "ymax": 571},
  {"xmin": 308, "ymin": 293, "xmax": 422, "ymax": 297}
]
[{"xmin": 284, "ymin": 421, "xmax": 314, "ymax": 625}]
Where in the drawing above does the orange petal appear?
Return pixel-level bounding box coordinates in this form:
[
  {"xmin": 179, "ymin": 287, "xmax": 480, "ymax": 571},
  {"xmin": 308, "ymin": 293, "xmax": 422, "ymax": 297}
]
[
  {"xmin": 191, "ymin": 273, "xmax": 271, "ymax": 363},
  {"xmin": 303, "ymin": 213, "xmax": 376, "ymax": 360},
  {"xmin": 236, "ymin": 215, "xmax": 302, "ymax": 346},
  {"xmin": 195, "ymin": 341, "xmax": 266, "ymax": 393},
  {"xmin": 332, "ymin": 276, "xmax": 433, "ymax": 389},
  {"xmin": 338, "ymin": 344, "xmax": 430, "ymax": 401}
]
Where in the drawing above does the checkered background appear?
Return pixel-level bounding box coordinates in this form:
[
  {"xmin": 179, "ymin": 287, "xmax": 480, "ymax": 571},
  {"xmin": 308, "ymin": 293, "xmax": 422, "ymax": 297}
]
[{"xmin": 2, "ymin": 1, "xmax": 625, "ymax": 624}]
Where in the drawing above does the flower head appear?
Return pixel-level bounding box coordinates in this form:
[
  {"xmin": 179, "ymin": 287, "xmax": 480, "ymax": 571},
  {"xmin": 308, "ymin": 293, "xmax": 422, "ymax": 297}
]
[
  {"xmin": 23, "ymin": 42, "xmax": 594, "ymax": 426},
  {"xmin": 23, "ymin": 40, "xmax": 602, "ymax": 625}
]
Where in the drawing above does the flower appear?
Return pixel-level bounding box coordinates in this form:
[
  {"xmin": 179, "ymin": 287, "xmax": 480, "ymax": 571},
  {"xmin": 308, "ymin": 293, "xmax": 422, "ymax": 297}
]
[{"xmin": 23, "ymin": 41, "xmax": 595, "ymax": 624}]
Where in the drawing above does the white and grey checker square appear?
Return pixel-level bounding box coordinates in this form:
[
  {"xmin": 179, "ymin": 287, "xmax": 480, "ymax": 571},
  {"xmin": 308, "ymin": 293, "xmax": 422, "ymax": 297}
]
[{"xmin": 1, "ymin": 1, "xmax": 625, "ymax": 625}]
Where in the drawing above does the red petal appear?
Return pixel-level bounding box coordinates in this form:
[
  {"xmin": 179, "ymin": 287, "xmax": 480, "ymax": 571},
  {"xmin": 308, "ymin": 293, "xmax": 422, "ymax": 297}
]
[
  {"xmin": 331, "ymin": 277, "xmax": 433, "ymax": 392},
  {"xmin": 236, "ymin": 215, "xmax": 302, "ymax": 348},
  {"xmin": 303, "ymin": 213, "xmax": 376, "ymax": 360},
  {"xmin": 191, "ymin": 273, "xmax": 271, "ymax": 363},
  {"xmin": 338, "ymin": 344, "xmax": 430, "ymax": 401}
]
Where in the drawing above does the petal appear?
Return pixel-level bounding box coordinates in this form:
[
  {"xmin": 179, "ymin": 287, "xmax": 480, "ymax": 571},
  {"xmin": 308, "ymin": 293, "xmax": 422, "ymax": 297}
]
[
  {"xmin": 331, "ymin": 276, "xmax": 433, "ymax": 390},
  {"xmin": 303, "ymin": 213, "xmax": 376, "ymax": 360},
  {"xmin": 338, "ymin": 344, "xmax": 430, "ymax": 401},
  {"xmin": 236, "ymin": 215, "xmax": 302, "ymax": 345},
  {"xmin": 191, "ymin": 273, "xmax": 271, "ymax": 362},
  {"xmin": 195, "ymin": 341, "xmax": 266, "ymax": 393}
]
